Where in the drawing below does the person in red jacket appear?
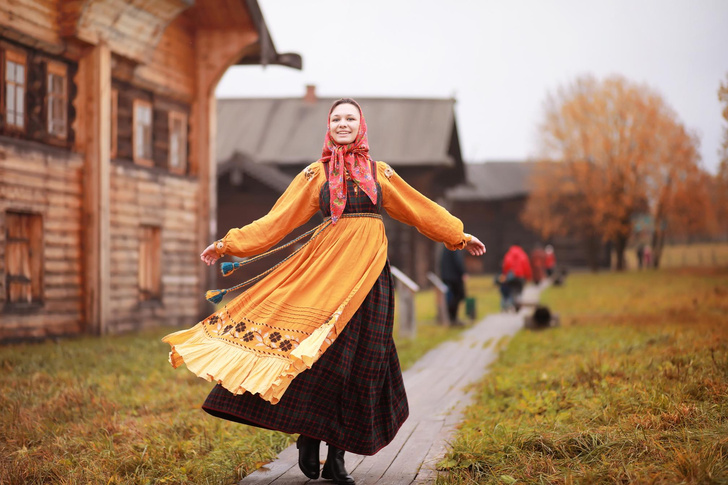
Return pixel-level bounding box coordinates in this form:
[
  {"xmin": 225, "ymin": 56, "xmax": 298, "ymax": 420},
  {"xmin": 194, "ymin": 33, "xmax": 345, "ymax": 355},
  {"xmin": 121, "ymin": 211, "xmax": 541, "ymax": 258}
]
[
  {"xmin": 498, "ymin": 245, "xmax": 532, "ymax": 311},
  {"xmin": 544, "ymin": 245, "xmax": 556, "ymax": 277},
  {"xmin": 530, "ymin": 245, "xmax": 546, "ymax": 284}
]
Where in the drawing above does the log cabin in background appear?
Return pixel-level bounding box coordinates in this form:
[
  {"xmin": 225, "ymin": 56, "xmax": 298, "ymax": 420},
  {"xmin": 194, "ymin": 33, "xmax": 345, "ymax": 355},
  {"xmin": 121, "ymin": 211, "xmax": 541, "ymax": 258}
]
[
  {"xmin": 215, "ymin": 87, "xmax": 466, "ymax": 289},
  {"xmin": 445, "ymin": 161, "xmax": 611, "ymax": 274},
  {"xmin": 0, "ymin": 0, "xmax": 301, "ymax": 342}
]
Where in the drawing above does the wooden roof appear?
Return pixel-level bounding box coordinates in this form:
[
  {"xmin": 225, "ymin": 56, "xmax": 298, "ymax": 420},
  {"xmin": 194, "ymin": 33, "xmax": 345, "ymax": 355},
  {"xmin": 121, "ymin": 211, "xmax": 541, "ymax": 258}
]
[
  {"xmin": 446, "ymin": 161, "xmax": 540, "ymax": 201},
  {"xmin": 216, "ymin": 97, "xmax": 461, "ymax": 167},
  {"xmin": 232, "ymin": 0, "xmax": 301, "ymax": 69},
  {"xmin": 218, "ymin": 152, "xmax": 293, "ymax": 192},
  {"xmin": 12, "ymin": 0, "xmax": 303, "ymax": 69}
]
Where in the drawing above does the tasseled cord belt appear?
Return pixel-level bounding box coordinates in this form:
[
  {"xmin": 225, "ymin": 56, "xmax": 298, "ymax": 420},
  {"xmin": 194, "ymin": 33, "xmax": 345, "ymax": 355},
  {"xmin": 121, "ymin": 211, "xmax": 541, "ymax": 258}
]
[{"xmin": 205, "ymin": 213, "xmax": 383, "ymax": 304}]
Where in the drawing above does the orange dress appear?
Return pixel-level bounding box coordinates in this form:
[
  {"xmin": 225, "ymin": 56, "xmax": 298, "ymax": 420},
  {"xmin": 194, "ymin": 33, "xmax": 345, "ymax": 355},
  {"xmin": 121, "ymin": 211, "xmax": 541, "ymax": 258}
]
[{"xmin": 162, "ymin": 161, "xmax": 470, "ymax": 404}]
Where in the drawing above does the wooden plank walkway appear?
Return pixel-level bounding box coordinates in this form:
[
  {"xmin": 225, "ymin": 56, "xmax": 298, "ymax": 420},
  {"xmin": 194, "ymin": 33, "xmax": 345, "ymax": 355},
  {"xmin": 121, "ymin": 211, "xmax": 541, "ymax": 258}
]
[{"xmin": 240, "ymin": 285, "xmax": 544, "ymax": 484}]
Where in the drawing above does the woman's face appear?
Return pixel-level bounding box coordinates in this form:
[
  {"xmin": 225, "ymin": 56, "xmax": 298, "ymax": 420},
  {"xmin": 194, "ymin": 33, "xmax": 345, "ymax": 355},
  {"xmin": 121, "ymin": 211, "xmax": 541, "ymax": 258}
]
[{"xmin": 329, "ymin": 103, "xmax": 361, "ymax": 145}]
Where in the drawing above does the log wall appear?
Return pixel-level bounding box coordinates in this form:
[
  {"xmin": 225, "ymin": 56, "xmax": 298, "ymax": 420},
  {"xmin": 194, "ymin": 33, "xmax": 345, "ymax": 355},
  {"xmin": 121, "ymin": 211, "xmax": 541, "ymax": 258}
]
[
  {"xmin": 0, "ymin": 1, "xmax": 267, "ymax": 340},
  {"xmin": 0, "ymin": 0, "xmax": 61, "ymax": 48},
  {"xmin": 108, "ymin": 162, "xmax": 200, "ymax": 333},
  {"xmin": 134, "ymin": 15, "xmax": 196, "ymax": 101},
  {"xmin": 0, "ymin": 137, "xmax": 84, "ymax": 340},
  {"xmin": 451, "ymin": 196, "xmax": 611, "ymax": 274}
]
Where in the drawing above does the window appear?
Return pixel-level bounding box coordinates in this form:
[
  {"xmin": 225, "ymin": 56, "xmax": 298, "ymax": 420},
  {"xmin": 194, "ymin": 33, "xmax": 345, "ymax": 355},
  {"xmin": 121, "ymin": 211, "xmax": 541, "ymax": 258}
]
[
  {"xmin": 110, "ymin": 88, "xmax": 118, "ymax": 158},
  {"xmin": 133, "ymin": 99, "xmax": 153, "ymax": 166},
  {"xmin": 46, "ymin": 61, "xmax": 67, "ymax": 138},
  {"xmin": 138, "ymin": 225, "xmax": 161, "ymax": 301},
  {"xmin": 168, "ymin": 111, "xmax": 187, "ymax": 174},
  {"xmin": 5, "ymin": 211, "xmax": 43, "ymax": 307},
  {"xmin": 4, "ymin": 50, "xmax": 27, "ymax": 130}
]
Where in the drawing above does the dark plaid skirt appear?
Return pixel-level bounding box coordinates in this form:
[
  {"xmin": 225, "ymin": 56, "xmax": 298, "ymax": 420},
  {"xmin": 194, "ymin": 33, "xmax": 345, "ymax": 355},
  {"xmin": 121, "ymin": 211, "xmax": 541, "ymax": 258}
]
[{"xmin": 202, "ymin": 263, "xmax": 409, "ymax": 456}]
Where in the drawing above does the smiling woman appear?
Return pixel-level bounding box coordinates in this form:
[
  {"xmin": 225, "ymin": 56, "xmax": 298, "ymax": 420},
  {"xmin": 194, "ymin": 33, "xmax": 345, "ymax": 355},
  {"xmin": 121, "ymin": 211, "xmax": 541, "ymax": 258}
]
[
  {"xmin": 329, "ymin": 100, "xmax": 360, "ymax": 145},
  {"xmin": 164, "ymin": 97, "xmax": 485, "ymax": 484}
]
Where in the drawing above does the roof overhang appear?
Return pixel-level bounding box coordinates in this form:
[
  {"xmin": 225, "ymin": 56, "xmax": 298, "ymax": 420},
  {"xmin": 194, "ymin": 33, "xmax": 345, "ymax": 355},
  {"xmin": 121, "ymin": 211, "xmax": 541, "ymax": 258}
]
[{"xmin": 237, "ymin": 0, "xmax": 302, "ymax": 70}]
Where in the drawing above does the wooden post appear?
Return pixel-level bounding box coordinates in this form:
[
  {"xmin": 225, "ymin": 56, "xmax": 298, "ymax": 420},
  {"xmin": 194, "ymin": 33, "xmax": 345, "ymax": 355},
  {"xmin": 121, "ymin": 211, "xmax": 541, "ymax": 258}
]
[
  {"xmin": 192, "ymin": 30, "xmax": 258, "ymax": 318},
  {"xmin": 426, "ymin": 271, "xmax": 450, "ymax": 326},
  {"xmin": 78, "ymin": 42, "xmax": 111, "ymax": 335},
  {"xmin": 391, "ymin": 266, "xmax": 420, "ymax": 339}
]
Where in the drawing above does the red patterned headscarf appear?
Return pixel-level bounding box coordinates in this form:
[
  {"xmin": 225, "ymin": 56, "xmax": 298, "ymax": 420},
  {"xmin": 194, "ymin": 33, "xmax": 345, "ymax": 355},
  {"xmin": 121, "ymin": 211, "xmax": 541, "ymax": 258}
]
[{"xmin": 319, "ymin": 99, "xmax": 378, "ymax": 224}]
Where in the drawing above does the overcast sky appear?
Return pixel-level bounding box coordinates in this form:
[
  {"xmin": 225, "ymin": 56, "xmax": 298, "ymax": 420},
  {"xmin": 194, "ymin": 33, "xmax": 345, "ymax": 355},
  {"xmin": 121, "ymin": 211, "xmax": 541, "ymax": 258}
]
[{"xmin": 215, "ymin": 0, "xmax": 728, "ymax": 174}]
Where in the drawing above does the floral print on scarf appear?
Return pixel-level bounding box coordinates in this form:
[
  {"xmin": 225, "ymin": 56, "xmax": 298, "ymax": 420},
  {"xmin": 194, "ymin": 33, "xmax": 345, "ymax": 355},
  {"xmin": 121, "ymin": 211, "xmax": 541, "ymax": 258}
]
[{"xmin": 319, "ymin": 100, "xmax": 378, "ymax": 224}]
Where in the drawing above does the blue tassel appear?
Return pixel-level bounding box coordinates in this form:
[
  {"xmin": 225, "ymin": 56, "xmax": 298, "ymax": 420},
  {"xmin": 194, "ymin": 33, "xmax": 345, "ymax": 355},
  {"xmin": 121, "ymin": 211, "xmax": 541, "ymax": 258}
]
[
  {"xmin": 221, "ymin": 262, "xmax": 239, "ymax": 277},
  {"xmin": 205, "ymin": 289, "xmax": 226, "ymax": 304},
  {"xmin": 221, "ymin": 261, "xmax": 242, "ymax": 277}
]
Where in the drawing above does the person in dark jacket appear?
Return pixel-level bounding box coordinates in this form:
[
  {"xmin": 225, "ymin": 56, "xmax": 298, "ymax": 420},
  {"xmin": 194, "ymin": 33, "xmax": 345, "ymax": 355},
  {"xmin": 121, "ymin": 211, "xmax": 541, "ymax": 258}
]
[{"xmin": 440, "ymin": 247, "xmax": 467, "ymax": 326}]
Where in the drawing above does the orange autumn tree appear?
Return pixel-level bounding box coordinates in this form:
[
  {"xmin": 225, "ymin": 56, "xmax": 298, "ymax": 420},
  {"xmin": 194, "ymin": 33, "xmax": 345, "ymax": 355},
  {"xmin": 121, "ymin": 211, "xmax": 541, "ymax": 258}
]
[
  {"xmin": 715, "ymin": 74, "xmax": 728, "ymax": 238},
  {"xmin": 720, "ymin": 73, "xmax": 728, "ymax": 164},
  {"xmin": 522, "ymin": 75, "xmax": 707, "ymax": 270},
  {"xmin": 715, "ymin": 160, "xmax": 728, "ymax": 239},
  {"xmin": 646, "ymin": 121, "xmax": 710, "ymax": 265}
]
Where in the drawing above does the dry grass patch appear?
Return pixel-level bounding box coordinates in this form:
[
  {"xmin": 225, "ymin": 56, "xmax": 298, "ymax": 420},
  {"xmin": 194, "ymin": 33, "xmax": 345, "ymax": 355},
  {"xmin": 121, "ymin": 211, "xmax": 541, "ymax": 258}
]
[
  {"xmin": 0, "ymin": 275, "xmax": 500, "ymax": 484},
  {"xmin": 438, "ymin": 267, "xmax": 728, "ymax": 484},
  {"xmin": 0, "ymin": 328, "xmax": 291, "ymax": 485}
]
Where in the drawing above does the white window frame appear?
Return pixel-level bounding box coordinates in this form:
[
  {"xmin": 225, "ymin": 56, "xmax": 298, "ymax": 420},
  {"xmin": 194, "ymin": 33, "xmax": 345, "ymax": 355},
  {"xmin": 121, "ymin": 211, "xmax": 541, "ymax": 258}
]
[{"xmin": 133, "ymin": 99, "xmax": 153, "ymax": 166}]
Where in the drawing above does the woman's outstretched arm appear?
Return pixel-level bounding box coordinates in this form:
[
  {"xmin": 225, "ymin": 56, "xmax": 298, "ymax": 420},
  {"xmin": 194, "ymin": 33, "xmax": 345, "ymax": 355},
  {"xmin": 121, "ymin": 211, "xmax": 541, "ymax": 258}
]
[
  {"xmin": 204, "ymin": 163, "xmax": 324, "ymax": 262},
  {"xmin": 379, "ymin": 162, "xmax": 486, "ymax": 254}
]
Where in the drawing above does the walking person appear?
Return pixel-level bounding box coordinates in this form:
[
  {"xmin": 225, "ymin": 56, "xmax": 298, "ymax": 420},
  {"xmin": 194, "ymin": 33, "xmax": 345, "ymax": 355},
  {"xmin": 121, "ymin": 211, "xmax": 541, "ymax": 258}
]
[
  {"xmin": 162, "ymin": 98, "xmax": 486, "ymax": 484},
  {"xmin": 544, "ymin": 244, "xmax": 556, "ymax": 277},
  {"xmin": 440, "ymin": 247, "xmax": 467, "ymax": 326},
  {"xmin": 497, "ymin": 245, "xmax": 532, "ymax": 311}
]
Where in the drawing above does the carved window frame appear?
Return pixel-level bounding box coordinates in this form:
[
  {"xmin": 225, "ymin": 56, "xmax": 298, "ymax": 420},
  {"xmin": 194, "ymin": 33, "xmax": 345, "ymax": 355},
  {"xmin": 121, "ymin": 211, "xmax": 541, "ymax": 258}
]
[
  {"xmin": 132, "ymin": 99, "xmax": 153, "ymax": 166},
  {"xmin": 46, "ymin": 60, "xmax": 68, "ymax": 139},
  {"xmin": 3, "ymin": 48, "xmax": 27, "ymax": 132},
  {"xmin": 110, "ymin": 88, "xmax": 118, "ymax": 158},
  {"xmin": 168, "ymin": 110, "xmax": 187, "ymax": 175},
  {"xmin": 138, "ymin": 225, "xmax": 161, "ymax": 302},
  {"xmin": 4, "ymin": 211, "xmax": 44, "ymax": 311}
]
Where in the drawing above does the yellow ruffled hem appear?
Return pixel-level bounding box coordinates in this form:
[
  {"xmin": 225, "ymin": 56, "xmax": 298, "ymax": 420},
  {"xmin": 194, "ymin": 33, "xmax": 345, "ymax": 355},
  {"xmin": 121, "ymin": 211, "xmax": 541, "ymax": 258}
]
[
  {"xmin": 162, "ymin": 244, "xmax": 388, "ymax": 405},
  {"xmin": 163, "ymin": 313, "xmax": 349, "ymax": 404},
  {"xmin": 163, "ymin": 324, "xmax": 305, "ymax": 404},
  {"xmin": 163, "ymin": 284, "xmax": 364, "ymax": 405}
]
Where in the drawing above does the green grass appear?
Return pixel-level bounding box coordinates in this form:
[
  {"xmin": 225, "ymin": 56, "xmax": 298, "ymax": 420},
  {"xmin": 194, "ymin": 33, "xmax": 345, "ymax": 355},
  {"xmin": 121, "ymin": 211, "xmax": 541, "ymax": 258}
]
[
  {"xmin": 0, "ymin": 275, "xmax": 499, "ymax": 485},
  {"xmin": 0, "ymin": 327, "xmax": 291, "ymax": 485},
  {"xmin": 617, "ymin": 242, "xmax": 728, "ymax": 270},
  {"xmin": 438, "ymin": 267, "xmax": 728, "ymax": 484}
]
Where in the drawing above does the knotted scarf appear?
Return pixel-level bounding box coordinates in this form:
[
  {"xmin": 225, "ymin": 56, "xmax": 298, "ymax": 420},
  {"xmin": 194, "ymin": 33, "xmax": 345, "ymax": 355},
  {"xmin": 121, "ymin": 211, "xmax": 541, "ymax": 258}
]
[{"xmin": 319, "ymin": 100, "xmax": 378, "ymax": 224}]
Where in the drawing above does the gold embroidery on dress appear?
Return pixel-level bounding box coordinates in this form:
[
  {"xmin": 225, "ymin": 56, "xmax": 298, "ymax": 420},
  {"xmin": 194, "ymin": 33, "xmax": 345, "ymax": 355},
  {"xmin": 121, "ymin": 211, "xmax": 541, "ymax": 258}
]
[
  {"xmin": 303, "ymin": 166, "xmax": 316, "ymax": 181},
  {"xmin": 383, "ymin": 164, "xmax": 394, "ymax": 180}
]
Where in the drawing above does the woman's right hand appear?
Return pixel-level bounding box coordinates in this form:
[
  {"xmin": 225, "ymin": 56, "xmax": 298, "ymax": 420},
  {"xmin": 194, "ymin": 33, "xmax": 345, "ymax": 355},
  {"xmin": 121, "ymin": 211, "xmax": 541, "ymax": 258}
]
[
  {"xmin": 200, "ymin": 243, "xmax": 221, "ymax": 266},
  {"xmin": 465, "ymin": 236, "xmax": 486, "ymax": 256}
]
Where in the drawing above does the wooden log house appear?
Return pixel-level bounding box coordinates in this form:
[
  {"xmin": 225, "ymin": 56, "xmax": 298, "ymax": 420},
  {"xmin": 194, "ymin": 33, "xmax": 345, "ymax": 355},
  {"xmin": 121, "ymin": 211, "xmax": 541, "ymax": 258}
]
[
  {"xmin": 445, "ymin": 161, "xmax": 611, "ymax": 274},
  {"xmin": 216, "ymin": 89, "xmax": 467, "ymax": 288},
  {"xmin": 0, "ymin": 0, "xmax": 301, "ymax": 342}
]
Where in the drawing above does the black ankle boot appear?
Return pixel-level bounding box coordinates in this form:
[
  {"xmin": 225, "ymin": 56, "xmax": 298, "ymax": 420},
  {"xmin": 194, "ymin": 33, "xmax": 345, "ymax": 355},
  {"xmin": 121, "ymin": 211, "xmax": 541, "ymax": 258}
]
[
  {"xmin": 296, "ymin": 434, "xmax": 321, "ymax": 479},
  {"xmin": 321, "ymin": 444, "xmax": 355, "ymax": 484}
]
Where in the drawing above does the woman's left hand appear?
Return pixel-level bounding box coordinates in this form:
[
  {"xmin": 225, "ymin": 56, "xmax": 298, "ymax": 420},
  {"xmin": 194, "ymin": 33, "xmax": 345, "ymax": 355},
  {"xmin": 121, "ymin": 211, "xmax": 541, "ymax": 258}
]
[{"xmin": 465, "ymin": 236, "xmax": 486, "ymax": 256}]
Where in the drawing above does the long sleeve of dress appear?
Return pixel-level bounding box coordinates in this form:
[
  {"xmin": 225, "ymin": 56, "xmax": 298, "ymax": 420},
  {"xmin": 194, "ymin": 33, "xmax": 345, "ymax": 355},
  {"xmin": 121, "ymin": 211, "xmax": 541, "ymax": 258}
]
[
  {"xmin": 378, "ymin": 162, "xmax": 472, "ymax": 251},
  {"xmin": 215, "ymin": 164, "xmax": 323, "ymax": 258}
]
